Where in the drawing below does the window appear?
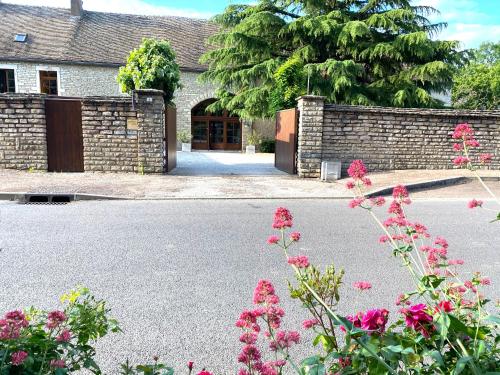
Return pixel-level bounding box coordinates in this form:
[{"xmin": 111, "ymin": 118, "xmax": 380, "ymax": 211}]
[
  {"xmin": 39, "ymin": 71, "xmax": 58, "ymax": 95},
  {"xmin": 14, "ymin": 33, "xmax": 28, "ymax": 43},
  {"xmin": 0, "ymin": 69, "xmax": 15, "ymax": 93}
]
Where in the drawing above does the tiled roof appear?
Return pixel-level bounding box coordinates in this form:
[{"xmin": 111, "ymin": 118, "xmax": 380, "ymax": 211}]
[{"xmin": 0, "ymin": 3, "xmax": 218, "ymax": 71}]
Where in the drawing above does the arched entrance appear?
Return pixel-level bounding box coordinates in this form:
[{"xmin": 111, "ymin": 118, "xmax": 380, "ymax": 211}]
[{"xmin": 191, "ymin": 99, "xmax": 242, "ymax": 151}]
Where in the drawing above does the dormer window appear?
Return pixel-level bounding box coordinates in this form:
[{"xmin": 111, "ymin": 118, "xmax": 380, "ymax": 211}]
[{"xmin": 14, "ymin": 34, "xmax": 28, "ymax": 43}]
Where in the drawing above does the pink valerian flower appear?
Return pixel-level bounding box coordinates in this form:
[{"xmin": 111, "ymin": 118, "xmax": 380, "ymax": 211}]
[
  {"xmin": 346, "ymin": 181, "xmax": 355, "ymax": 189},
  {"xmin": 392, "ymin": 185, "xmax": 409, "ymax": 200},
  {"xmin": 188, "ymin": 361, "xmax": 194, "ymax": 371},
  {"xmin": 46, "ymin": 311, "xmax": 66, "ymax": 329},
  {"xmin": 434, "ymin": 237, "xmax": 449, "ymax": 249},
  {"xmin": 302, "ymin": 319, "xmax": 319, "ymax": 329},
  {"xmin": 287, "ymin": 255, "xmax": 309, "ymax": 268},
  {"xmin": 452, "ymin": 143, "xmax": 463, "ymax": 152},
  {"xmin": 289, "ymin": 232, "xmax": 301, "ymax": 242},
  {"xmin": 468, "ymin": 199, "xmax": 483, "ymax": 209},
  {"xmin": 361, "ymin": 309, "xmax": 389, "ymax": 334},
  {"xmin": 348, "ymin": 197, "xmax": 365, "ymax": 209},
  {"xmin": 480, "ymin": 278, "xmax": 491, "ymax": 286},
  {"xmin": 448, "ymin": 259, "xmax": 464, "ymax": 266},
  {"xmin": 197, "ymin": 371, "xmax": 213, "ymax": 375},
  {"xmin": 452, "ymin": 123, "xmax": 474, "ymax": 140},
  {"xmin": 353, "ymin": 281, "xmax": 372, "ymax": 291},
  {"xmin": 253, "ymin": 280, "xmax": 278, "ymax": 305},
  {"xmin": 453, "ymin": 156, "xmax": 470, "ymax": 166},
  {"xmin": 236, "ymin": 310, "xmax": 261, "ymax": 332},
  {"xmin": 269, "ymin": 330, "xmax": 300, "ymax": 351},
  {"xmin": 56, "ymin": 329, "xmax": 72, "ymax": 342},
  {"xmin": 240, "ymin": 332, "xmax": 258, "ymax": 345},
  {"xmin": 272, "ymin": 207, "xmax": 293, "ymax": 229},
  {"xmin": 479, "ymin": 153, "xmax": 493, "ymax": 164},
  {"xmin": 347, "ymin": 160, "xmax": 367, "ymax": 179},
  {"xmin": 0, "ymin": 310, "xmax": 29, "ymax": 340},
  {"xmin": 395, "ymin": 294, "xmax": 411, "ymax": 306},
  {"xmin": 266, "ymin": 235, "xmax": 279, "ymax": 245},
  {"xmin": 361, "ymin": 177, "xmax": 372, "ymax": 186},
  {"xmin": 435, "ymin": 301, "xmax": 453, "ymax": 313},
  {"xmin": 264, "ymin": 305, "xmax": 285, "ymax": 329},
  {"xmin": 50, "ymin": 359, "xmax": 66, "ymax": 368},
  {"xmin": 11, "ymin": 351, "xmax": 28, "ymax": 366},
  {"xmin": 400, "ymin": 304, "xmax": 434, "ymax": 338},
  {"xmin": 369, "ymin": 196, "xmax": 386, "ymax": 207}
]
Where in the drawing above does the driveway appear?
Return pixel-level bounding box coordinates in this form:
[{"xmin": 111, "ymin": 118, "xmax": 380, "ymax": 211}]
[
  {"xmin": 0, "ymin": 199, "xmax": 498, "ymax": 374},
  {"xmin": 170, "ymin": 151, "xmax": 286, "ymax": 176}
]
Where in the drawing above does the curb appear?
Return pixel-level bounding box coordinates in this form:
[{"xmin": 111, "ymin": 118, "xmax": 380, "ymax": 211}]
[
  {"xmin": 0, "ymin": 192, "xmax": 126, "ymax": 202},
  {"xmin": 366, "ymin": 176, "xmax": 468, "ymax": 197}
]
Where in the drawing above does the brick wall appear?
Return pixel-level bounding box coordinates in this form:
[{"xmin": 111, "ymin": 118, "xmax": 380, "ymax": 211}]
[
  {"xmin": 82, "ymin": 97, "xmax": 139, "ymax": 172},
  {"xmin": 297, "ymin": 96, "xmax": 500, "ymax": 178},
  {"xmin": 0, "ymin": 94, "xmax": 47, "ymax": 170}
]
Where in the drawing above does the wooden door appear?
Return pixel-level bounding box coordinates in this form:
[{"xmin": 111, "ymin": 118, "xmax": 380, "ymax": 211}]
[
  {"xmin": 275, "ymin": 108, "xmax": 298, "ymax": 174},
  {"xmin": 45, "ymin": 97, "xmax": 84, "ymax": 172}
]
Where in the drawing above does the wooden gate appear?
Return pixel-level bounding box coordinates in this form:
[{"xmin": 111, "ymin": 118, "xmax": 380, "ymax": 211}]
[
  {"xmin": 45, "ymin": 97, "xmax": 84, "ymax": 172},
  {"xmin": 275, "ymin": 108, "xmax": 298, "ymax": 174},
  {"xmin": 164, "ymin": 105, "xmax": 177, "ymax": 172}
]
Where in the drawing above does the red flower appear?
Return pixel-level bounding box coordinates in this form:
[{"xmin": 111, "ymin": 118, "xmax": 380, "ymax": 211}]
[
  {"xmin": 289, "ymin": 232, "xmax": 301, "ymax": 242},
  {"xmin": 11, "ymin": 351, "xmax": 28, "ymax": 366},
  {"xmin": 266, "ymin": 235, "xmax": 279, "ymax": 244},
  {"xmin": 452, "ymin": 123, "xmax": 474, "ymax": 139},
  {"xmin": 253, "ymin": 280, "xmax": 277, "ymax": 305},
  {"xmin": 353, "ymin": 281, "xmax": 372, "ymax": 291},
  {"xmin": 479, "ymin": 153, "xmax": 493, "ymax": 164},
  {"xmin": 197, "ymin": 371, "xmax": 213, "ymax": 375},
  {"xmin": 46, "ymin": 311, "xmax": 66, "ymax": 329},
  {"xmin": 50, "ymin": 359, "xmax": 66, "ymax": 368},
  {"xmin": 272, "ymin": 207, "xmax": 293, "ymax": 229},
  {"xmin": 400, "ymin": 304, "xmax": 433, "ymax": 337},
  {"xmin": 361, "ymin": 309, "xmax": 389, "ymax": 334},
  {"xmin": 453, "ymin": 156, "xmax": 470, "ymax": 166},
  {"xmin": 287, "ymin": 255, "xmax": 309, "ymax": 268},
  {"xmin": 302, "ymin": 319, "xmax": 319, "ymax": 329},
  {"xmin": 188, "ymin": 361, "xmax": 194, "ymax": 371},
  {"xmin": 435, "ymin": 301, "xmax": 453, "ymax": 313},
  {"xmin": 56, "ymin": 329, "xmax": 71, "ymax": 342},
  {"xmin": 468, "ymin": 199, "xmax": 483, "ymax": 209},
  {"xmin": 347, "ymin": 160, "xmax": 367, "ymax": 179}
]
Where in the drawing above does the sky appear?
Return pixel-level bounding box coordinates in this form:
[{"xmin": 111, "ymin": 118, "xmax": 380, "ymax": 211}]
[{"xmin": 3, "ymin": 0, "xmax": 499, "ymax": 49}]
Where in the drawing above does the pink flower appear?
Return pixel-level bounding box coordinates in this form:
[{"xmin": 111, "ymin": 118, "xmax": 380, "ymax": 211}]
[
  {"xmin": 264, "ymin": 305, "xmax": 285, "ymax": 329},
  {"xmin": 269, "ymin": 330, "xmax": 300, "ymax": 351},
  {"xmin": 479, "ymin": 153, "xmax": 493, "ymax": 164},
  {"xmin": 253, "ymin": 280, "xmax": 277, "ymax": 305},
  {"xmin": 287, "ymin": 255, "xmax": 309, "ymax": 268},
  {"xmin": 197, "ymin": 371, "xmax": 213, "ymax": 375},
  {"xmin": 302, "ymin": 319, "xmax": 319, "ymax": 329},
  {"xmin": 348, "ymin": 197, "xmax": 365, "ymax": 208},
  {"xmin": 434, "ymin": 237, "xmax": 448, "ymax": 249},
  {"xmin": 361, "ymin": 309, "xmax": 389, "ymax": 334},
  {"xmin": 400, "ymin": 304, "xmax": 433, "ymax": 337},
  {"xmin": 465, "ymin": 139, "xmax": 480, "ymax": 147},
  {"xmin": 453, "ymin": 156, "xmax": 470, "ymax": 166},
  {"xmin": 290, "ymin": 232, "xmax": 301, "ymax": 242},
  {"xmin": 46, "ymin": 311, "xmax": 66, "ymax": 329},
  {"xmin": 346, "ymin": 181, "xmax": 355, "ymax": 189},
  {"xmin": 395, "ymin": 294, "xmax": 411, "ymax": 306},
  {"xmin": 353, "ymin": 281, "xmax": 372, "ymax": 291},
  {"xmin": 480, "ymin": 278, "xmax": 491, "ymax": 286},
  {"xmin": 239, "ymin": 332, "xmax": 258, "ymax": 345},
  {"xmin": 272, "ymin": 207, "xmax": 293, "ymax": 229},
  {"xmin": 392, "ymin": 185, "xmax": 409, "ymax": 199},
  {"xmin": 266, "ymin": 235, "xmax": 279, "ymax": 245},
  {"xmin": 435, "ymin": 301, "xmax": 453, "ymax": 313},
  {"xmin": 468, "ymin": 199, "xmax": 483, "ymax": 209},
  {"xmin": 347, "ymin": 160, "xmax": 367, "ymax": 179},
  {"xmin": 448, "ymin": 259, "xmax": 464, "ymax": 266},
  {"xmin": 452, "ymin": 123, "xmax": 474, "ymax": 139},
  {"xmin": 370, "ymin": 196, "xmax": 386, "ymax": 207},
  {"xmin": 50, "ymin": 359, "xmax": 66, "ymax": 368},
  {"xmin": 361, "ymin": 177, "xmax": 372, "ymax": 186},
  {"xmin": 11, "ymin": 351, "xmax": 28, "ymax": 366},
  {"xmin": 56, "ymin": 329, "xmax": 71, "ymax": 342},
  {"xmin": 0, "ymin": 310, "xmax": 28, "ymax": 340},
  {"xmin": 452, "ymin": 143, "xmax": 463, "ymax": 152},
  {"xmin": 188, "ymin": 361, "xmax": 194, "ymax": 371}
]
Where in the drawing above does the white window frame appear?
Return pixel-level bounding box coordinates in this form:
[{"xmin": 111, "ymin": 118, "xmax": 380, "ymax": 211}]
[
  {"xmin": 0, "ymin": 64, "xmax": 18, "ymax": 93},
  {"xmin": 36, "ymin": 66, "xmax": 62, "ymax": 95}
]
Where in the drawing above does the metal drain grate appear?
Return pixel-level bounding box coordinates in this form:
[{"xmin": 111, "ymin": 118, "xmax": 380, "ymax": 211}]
[{"xmin": 23, "ymin": 194, "xmax": 73, "ymax": 205}]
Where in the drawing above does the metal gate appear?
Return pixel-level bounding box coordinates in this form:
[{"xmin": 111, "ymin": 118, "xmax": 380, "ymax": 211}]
[
  {"xmin": 275, "ymin": 108, "xmax": 298, "ymax": 174},
  {"xmin": 164, "ymin": 105, "xmax": 177, "ymax": 172},
  {"xmin": 45, "ymin": 97, "xmax": 84, "ymax": 172}
]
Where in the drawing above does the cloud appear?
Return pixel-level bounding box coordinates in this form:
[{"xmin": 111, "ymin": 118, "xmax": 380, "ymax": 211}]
[
  {"xmin": 2, "ymin": 0, "xmax": 215, "ymax": 18},
  {"xmin": 440, "ymin": 24, "xmax": 500, "ymax": 49}
]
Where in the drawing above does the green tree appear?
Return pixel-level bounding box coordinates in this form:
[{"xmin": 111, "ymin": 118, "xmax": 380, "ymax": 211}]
[
  {"xmin": 200, "ymin": 0, "xmax": 465, "ymax": 119},
  {"xmin": 117, "ymin": 38, "xmax": 181, "ymax": 104},
  {"xmin": 452, "ymin": 42, "xmax": 499, "ymax": 110}
]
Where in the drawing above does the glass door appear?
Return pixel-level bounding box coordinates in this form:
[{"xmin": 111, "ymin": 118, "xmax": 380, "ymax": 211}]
[{"xmin": 209, "ymin": 121, "xmax": 225, "ymax": 150}]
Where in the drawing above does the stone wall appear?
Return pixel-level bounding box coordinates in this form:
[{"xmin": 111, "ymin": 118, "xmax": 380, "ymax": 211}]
[
  {"xmin": 0, "ymin": 94, "xmax": 47, "ymax": 170},
  {"xmin": 0, "ymin": 90, "xmax": 165, "ymax": 173},
  {"xmin": 81, "ymin": 97, "xmax": 138, "ymax": 172},
  {"xmin": 297, "ymin": 96, "xmax": 500, "ymax": 178}
]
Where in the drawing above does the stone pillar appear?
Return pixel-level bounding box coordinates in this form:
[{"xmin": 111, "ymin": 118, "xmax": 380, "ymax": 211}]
[
  {"xmin": 135, "ymin": 89, "xmax": 165, "ymax": 174},
  {"xmin": 297, "ymin": 95, "xmax": 325, "ymax": 178}
]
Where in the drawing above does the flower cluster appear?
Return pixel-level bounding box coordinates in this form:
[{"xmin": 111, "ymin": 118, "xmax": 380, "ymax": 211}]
[
  {"xmin": 345, "ymin": 159, "xmax": 387, "ymax": 210},
  {"xmin": 236, "ymin": 280, "xmax": 299, "ymax": 375},
  {"xmin": 342, "ymin": 308, "xmax": 389, "ymax": 335},
  {"xmin": 451, "ymin": 122, "xmax": 494, "ymax": 169}
]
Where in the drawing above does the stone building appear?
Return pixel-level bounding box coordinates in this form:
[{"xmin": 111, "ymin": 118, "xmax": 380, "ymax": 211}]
[{"xmin": 0, "ymin": 0, "xmax": 272, "ymax": 151}]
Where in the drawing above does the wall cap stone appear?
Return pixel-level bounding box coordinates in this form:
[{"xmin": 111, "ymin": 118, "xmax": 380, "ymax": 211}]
[
  {"xmin": 297, "ymin": 95, "xmax": 326, "ymax": 101},
  {"xmin": 135, "ymin": 89, "xmax": 164, "ymax": 96}
]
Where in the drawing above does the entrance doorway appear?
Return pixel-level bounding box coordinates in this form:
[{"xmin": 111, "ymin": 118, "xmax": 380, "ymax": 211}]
[{"xmin": 191, "ymin": 99, "xmax": 242, "ymax": 151}]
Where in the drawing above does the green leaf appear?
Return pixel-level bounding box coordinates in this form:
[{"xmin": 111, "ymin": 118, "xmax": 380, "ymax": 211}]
[
  {"xmin": 453, "ymin": 356, "xmax": 473, "ymax": 375},
  {"xmin": 300, "ymin": 356, "xmax": 325, "ymax": 375},
  {"xmin": 490, "ymin": 212, "xmax": 500, "ymax": 223}
]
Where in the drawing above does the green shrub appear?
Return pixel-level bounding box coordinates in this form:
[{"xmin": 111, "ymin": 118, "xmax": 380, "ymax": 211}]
[{"xmin": 259, "ymin": 138, "xmax": 275, "ymax": 153}]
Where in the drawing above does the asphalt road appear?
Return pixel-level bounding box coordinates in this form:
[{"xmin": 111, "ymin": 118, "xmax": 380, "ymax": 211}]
[{"xmin": 0, "ymin": 199, "xmax": 498, "ymax": 374}]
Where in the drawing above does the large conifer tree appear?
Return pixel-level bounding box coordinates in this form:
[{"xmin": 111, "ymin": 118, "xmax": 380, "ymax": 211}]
[{"xmin": 200, "ymin": 0, "xmax": 465, "ymax": 118}]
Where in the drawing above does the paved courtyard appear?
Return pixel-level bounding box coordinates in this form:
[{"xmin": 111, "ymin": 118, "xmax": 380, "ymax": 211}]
[
  {"xmin": 0, "ymin": 199, "xmax": 498, "ymax": 373},
  {"xmin": 171, "ymin": 151, "xmax": 286, "ymax": 176}
]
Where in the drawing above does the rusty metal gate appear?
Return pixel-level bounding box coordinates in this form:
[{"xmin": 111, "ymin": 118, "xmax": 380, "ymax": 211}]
[
  {"xmin": 275, "ymin": 108, "xmax": 298, "ymax": 174},
  {"xmin": 45, "ymin": 97, "xmax": 84, "ymax": 172},
  {"xmin": 164, "ymin": 105, "xmax": 177, "ymax": 172}
]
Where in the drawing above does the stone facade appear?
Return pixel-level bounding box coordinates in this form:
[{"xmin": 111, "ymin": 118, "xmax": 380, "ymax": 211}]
[
  {"xmin": 297, "ymin": 96, "xmax": 500, "ymax": 178},
  {"xmin": 81, "ymin": 97, "xmax": 138, "ymax": 172},
  {"xmin": 0, "ymin": 94, "xmax": 47, "ymax": 170},
  {"xmin": 0, "ymin": 61, "xmax": 272, "ymax": 150},
  {"xmin": 0, "ymin": 91, "xmax": 165, "ymax": 173}
]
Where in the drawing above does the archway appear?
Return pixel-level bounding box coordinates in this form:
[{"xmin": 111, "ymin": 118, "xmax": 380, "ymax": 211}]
[{"xmin": 191, "ymin": 99, "xmax": 242, "ymax": 151}]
